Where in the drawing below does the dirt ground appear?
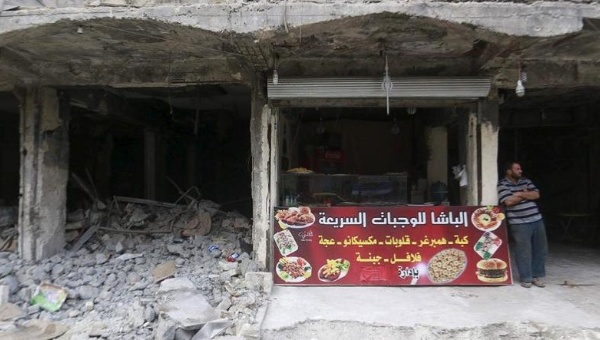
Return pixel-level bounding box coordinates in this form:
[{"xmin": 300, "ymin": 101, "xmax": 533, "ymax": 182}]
[{"xmin": 261, "ymin": 243, "xmax": 600, "ymax": 340}]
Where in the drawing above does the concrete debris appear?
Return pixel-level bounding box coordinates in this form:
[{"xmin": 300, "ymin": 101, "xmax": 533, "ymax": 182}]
[
  {"xmin": 0, "ymin": 206, "xmax": 17, "ymax": 228},
  {"xmin": 0, "ymin": 303, "xmax": 24, "ymax": 321},
  {"xmin": 0, "ymin": 198, "xmax": 269, "ymax": 340},
  {"xmin": 0, "ymin": 284, "xmax": 10, "ymax": 305},
  {"xmin": 193, "ymin": 318, "xmax": 234, "ymax": 340},
  {"xmin": 158, "ymin": 277, "xmax": 196, "ymax": 293},
  {"xmin": 1, "ymin": 319, "xmax": 68, "ymax": 340},
  {"xmin": 159, "ymin": 292, "xmax": 220, "ymax": 330},
  {"xmin": 153, "ymin": 260, "xmax": 177, "ymax": 283}
]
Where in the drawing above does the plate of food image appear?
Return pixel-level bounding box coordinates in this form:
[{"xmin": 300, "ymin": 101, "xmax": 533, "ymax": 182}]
[
  {"xmin": 427, "ymin": 248, "xmax": 467, "ymax": 284},
  {"xmin": 273, "ymin": 229, "xmax": 299, "ymax": 256},
  {"xmin": 474, "ymin": 231, "xmax": 503, "ymax": 259},
  {"xmin": 276, "ymin": 257, "xmax": 312, "ymax": 283},
  {"xmin": 274, "ymin": 206, "xmax": 315, "ymax": 229},
  {"xmin": 317, "ymin": 258, "xmax": 351, "ymax": 282},
  {"xmin": 471, "ymin": 206, "xmax": 505, "ymax": 232}
]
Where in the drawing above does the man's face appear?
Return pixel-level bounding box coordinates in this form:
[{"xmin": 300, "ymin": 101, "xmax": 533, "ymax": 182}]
[{"xmin": 508, "ymin": 163, "xmax": 523, "ymax": 180}]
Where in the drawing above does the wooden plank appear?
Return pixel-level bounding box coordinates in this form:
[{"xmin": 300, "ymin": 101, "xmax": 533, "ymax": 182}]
[{"xmin": 113, "ymin": 196, "xmax": 178, "ymax": 208}]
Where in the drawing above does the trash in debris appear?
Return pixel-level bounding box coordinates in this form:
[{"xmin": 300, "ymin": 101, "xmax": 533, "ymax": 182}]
[
  {"xmin": 209, "ymin": 245, "xmax": 219, "ymax": 252},
  {"xmin": 227, "ymin": 253, "xmax": 240, "ymax": 262},
  {"xmin": 30, "ymin": 282, "xmax": 68, "ymax": 312}
]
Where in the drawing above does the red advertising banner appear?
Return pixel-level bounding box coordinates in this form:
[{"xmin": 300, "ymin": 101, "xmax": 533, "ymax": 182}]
[{"xmin": 272, "ymin": 205, "xmax": 513, "ymax": 286}]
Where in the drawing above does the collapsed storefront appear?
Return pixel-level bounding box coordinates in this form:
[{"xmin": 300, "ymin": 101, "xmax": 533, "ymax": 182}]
[{"xmin": 0, "ymin": 10, "xmax": 598, "ymax": 272}]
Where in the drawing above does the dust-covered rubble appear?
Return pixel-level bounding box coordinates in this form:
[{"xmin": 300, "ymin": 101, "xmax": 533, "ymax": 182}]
[{"xmin": 0, "ymin": 200, "xmax": 271, "ymax": 340}]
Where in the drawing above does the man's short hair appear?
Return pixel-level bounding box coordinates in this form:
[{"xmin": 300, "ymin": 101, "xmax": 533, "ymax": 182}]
[{"xmin": 503, "ymin": 161, "xmax": 519, "ymax": 172}]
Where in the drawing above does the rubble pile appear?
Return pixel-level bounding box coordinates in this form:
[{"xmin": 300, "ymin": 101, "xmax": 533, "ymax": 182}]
[{"xmin": 0, "ymin": 197, "xmax": 271, "ymax": 340}]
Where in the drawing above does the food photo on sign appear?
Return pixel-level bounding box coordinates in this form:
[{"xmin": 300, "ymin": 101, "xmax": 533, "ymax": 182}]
[{"xmin": 274, "ymin": 206, "xmax": 316, "ymax": 229}]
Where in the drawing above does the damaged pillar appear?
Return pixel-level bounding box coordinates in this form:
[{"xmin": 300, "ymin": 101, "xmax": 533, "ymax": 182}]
[
  {"xmin": 144, "ymin": 128, "xmax": 166, "ymax": 200},
  {"xmin": 250, "ymin": 75, "xmax": 271, "ymax": 269},
  {"xmin": 17, "ymin": 87, "xmax": 69, "ymax": 261},
  {"xmin": 479, "ymin": 100, "xmax": 499, "ymax": 205},
  {"xmin": 466, "ymin": 109, "xmax": 479, "ymax": 206},
  {"xmin": 144, "ymin": 128, "xmax": 157, "ymax": 200},
  {"xmin": 465, "ymin": 100, "xmax": 500, "ymax": 206}
]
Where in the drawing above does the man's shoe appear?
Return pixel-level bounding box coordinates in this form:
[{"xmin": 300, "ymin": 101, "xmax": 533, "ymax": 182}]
[
  {"xmin": 532, "ymin": 278, "xmax": 545, "ymax": 288},
  {"xmin": 520, "ymin": 282, "xmax": 532, "ymax": 288}
]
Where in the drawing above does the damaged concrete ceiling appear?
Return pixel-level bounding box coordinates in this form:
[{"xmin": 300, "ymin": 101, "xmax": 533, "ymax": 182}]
[{"xmin": 1, "ymin": 13, "xmax": 599, "ymax": 109}]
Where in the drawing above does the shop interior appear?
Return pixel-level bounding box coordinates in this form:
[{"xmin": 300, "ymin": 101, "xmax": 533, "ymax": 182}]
[{"xmin": 278, "ymin": 106, "xmax": 467, "ymax": 207}]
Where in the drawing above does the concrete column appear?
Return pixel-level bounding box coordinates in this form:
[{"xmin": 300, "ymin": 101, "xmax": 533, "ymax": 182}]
[
  {"xmin": 479, "ymin": 100, "xmax": 500, "ymax": 205},
  {"xmin": 144, "ymin": 128, "xmax": 157, "ymax": 200},
  {"xmin": 187, "ymin": 140, "xmax": 197, "ymax": 189},
  {"xmin": 426, "ymin": 126, "xmax": 448, "ymax": 189},
  {"xmin": 250, "ymin": 75, "xmax": 270, "ymax": 269},
  {"xmin": 466, "ymin": 110, "xmax": 479, "ymax": 206},
  {"xmin": 17, "ymin": 87, "xmax": 69, "ymax": 261}
]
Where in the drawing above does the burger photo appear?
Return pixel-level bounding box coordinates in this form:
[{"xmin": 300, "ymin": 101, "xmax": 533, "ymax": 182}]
[{"xmin": 476, "ymin": 258, "xmax": 508, "ymax": 283}]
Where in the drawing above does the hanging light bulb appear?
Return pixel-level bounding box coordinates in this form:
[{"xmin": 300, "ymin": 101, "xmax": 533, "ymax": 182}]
[
  {"xmin": 515, "ymin": 80, "xmax": 525, "ymax": 97},
  {"xmin": 390, "ymin": 118, "xmax": 400, "ymax": 135},
  {"xmin": 381, "ymin": 54, "xmax": 393, "ymax": 115},
  {"xmin": 272, "ymin": 69, "xmax": 279, "ymax": 85},
  {"xmin": 520, "ymin": 69, "xmax": 528, "ymax": 83}
]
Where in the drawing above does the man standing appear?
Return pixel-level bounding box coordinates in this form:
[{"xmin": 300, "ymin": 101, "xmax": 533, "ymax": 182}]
[{"xmin": 497, "ymin": 161, "xmax": 548, "ymax": 288}]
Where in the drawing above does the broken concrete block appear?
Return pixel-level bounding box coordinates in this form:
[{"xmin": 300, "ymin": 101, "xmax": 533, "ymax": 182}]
[
  {"xmin": 158, "ymin": 278, "xmax": 196, "ymax": 293},
  {"xmin": 236, "ymin": 322, "xmax": 260, "ymax": 340},
  {"xmin": 233, "ymin": 217, "xmax": 250, "ymax": 230},
  {"xmin": 174, "ymin": 328, "xmax": 197, "ymax": 340},
  {"xmin": 103, "ymin": 234, "xmax": 126, "ymax": 252},
  {"xmin": 192, "ymin": 318, "xmax": 233, "ymax": 340},
  {"xmin": 0, "ymin": 284, "xmax": 10, "ymax": 305},
  {"xmin": 128, "ymin": 301, "xmax": 145, "ymax": 328},
  {"xmin": 244, "ymin": 272, "xmax": 273, "ymax": 294},
  {"xmin": 216, "ymin": 297, "xmax": 232, "ymax": 312},
  {"xmin": 218, "ymin": 261, "xmax": 239, "ymax": 271},
  {"xmin": 0, "ymin": 275, "xmax": 19, "ymax": 294},
  {"xmin": 0, "ymin": 264, "xmax": 13, "ymax": 278},
  {"xmin": 0, "ymin": 302, "xmax": 25, "ymax": 321},
  {"xmin": 239, "ymin": 259, "xmax": 259, "ymax": 276},
  {"xmin": 156, "ymin": 316, "xmax": 177, "ymax": 340},
  {"xmin": 77, "ymin": 285, "xmax": 100, "ymax": 300},
  {"xmin": 66, "ymin": 209, "xmax": 85, "ymax": 223},
  {"xmin": 84, "ymin": 300, "xmax": 94, "ymax": 312},
  {"xmin": 0, "ymin": 319, "xmax": 68, "ymax": 339},
  {"xmin": 65, "ymin": 220, "xmax": 85, "ymax": 230},
  {"xmin": 116, "ymin": 253, "xmax": 143, "ymax": 261},
  {"xmin": 0, "ymin": 206, "xmax": 17, "ymax": 227},
  {"xmin": 95, "ymin": 253, "xmax": 108, "ymax": 265},
  {"xmin": 219, "ymin": 269, "xmax": 238, "ymax": 281},
  {"xmin": 115, "ymin": 241, "xmax": 125, "ymax": 254},
  {"xmin": 159, "ymin": 292, "xmax": 220, "ymax": 331},
  {"xmin": 167, "ymin": 244, "xmax": 186, "ymax": 257},
  {"xmin": 145, "ymin": 305, "xmax": 157, "ymax": 323}
]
